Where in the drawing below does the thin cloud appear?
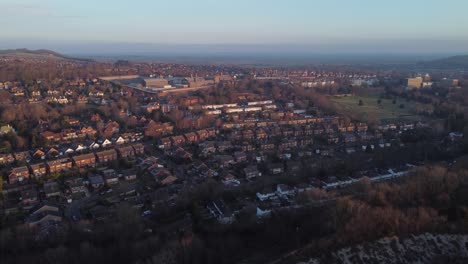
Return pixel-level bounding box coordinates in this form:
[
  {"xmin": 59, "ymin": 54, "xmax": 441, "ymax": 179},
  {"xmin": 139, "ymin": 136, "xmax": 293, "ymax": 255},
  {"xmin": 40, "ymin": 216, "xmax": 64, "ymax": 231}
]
[
  {"xmin": 0, "ymin": 2, "xmax": 86, "ymax": 18},
  {"xmin": 1, "ymin": 2, "xmax": 51, "ymax": 16}
]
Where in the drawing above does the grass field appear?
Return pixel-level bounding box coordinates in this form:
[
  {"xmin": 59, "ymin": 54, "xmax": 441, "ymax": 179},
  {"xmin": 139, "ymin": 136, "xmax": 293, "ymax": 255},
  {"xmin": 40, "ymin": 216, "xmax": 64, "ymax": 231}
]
[{"xmin": 330, "ymin": 95, "xmax": 430, "ymax": 123}]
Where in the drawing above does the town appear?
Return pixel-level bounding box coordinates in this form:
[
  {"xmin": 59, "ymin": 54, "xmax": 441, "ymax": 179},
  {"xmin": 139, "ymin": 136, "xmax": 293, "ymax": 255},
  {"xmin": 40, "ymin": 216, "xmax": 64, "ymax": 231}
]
[{"xmin": 1, "ymin": 50, "xmax": 468, "ymax": 264}]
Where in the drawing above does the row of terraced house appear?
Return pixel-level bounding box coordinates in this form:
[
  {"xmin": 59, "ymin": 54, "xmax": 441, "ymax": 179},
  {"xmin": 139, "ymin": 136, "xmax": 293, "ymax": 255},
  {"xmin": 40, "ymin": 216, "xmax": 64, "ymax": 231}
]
[
  {"xmin": 159, "ymin": 128, "xmax": 218, "ymax": 149},
  {"xmin": 7, "ymin": 143, "xmax": 144, "ymax": 184}
]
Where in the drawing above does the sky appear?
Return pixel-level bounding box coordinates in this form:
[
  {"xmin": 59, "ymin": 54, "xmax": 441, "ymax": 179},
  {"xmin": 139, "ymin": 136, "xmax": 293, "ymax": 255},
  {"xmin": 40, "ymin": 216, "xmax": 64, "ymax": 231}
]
[{"xmin": 1, "ymin": 0, "xmax": 468, "ymax": 55}]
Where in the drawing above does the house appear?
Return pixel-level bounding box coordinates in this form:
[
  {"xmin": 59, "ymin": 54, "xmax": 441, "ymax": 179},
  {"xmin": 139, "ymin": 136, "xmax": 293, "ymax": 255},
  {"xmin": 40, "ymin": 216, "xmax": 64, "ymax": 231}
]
[
  {"xmin": 44, "ymin": 182, "xmax": 61, "ymax": 197},
  {"xmin": 66, "ymin": 118, "xmax": 80, "ymax": 126},
  {"xmin": 234, "ymin": 151, "xmax": 247, "ymax": 163},
  {"xmin": 32, "ymin": 149, "xmax": 46, "ymax": 159},
  {"xmin": 184, "ymin": 132, "xmax": 199, "ymax": 143},
  {"xmin": 103, "ymin": 121, "xmax": 120, "ymax": 137},
  {"xmin": 47, "ymin": 158, "xmax": 73, "ymax": 174},
  {"xmin": 174, "ymin": 147, "xmax": 193, "ymax": 160},
  {"xmin": 242, "ymin": 130, "xmax": 255, "ymax": 140},
  {"xmin": 276, "ymin": 184, "xmax": 295, "ymax": 196},
  {"xmin": 268, "ymin": 163, "xmax": 284, "ymax": 175},
  {"xmin": 160, "ymin": 175, "xmax": 178, "ymax": 185},
  {"xmin": 88, "ymin": 141, "xmax": 100, "ymax": 150},
  {"xmin": 80, "ymin": 126, "xmax": 97, "ymax": 137},
  {"xmin": 260, "ymin": 141, "xmax": 276, "ymax": 151},
  {"xmin": 114, "ymin": 136, "xmax": 125, "ymax": 145},
  {"xmin": 30, "ymin": 163, "xmax": 47, "ymax": 178},
  {"xmin": 102, "ymin": 169, "xmax": 119, "ymax": 185},
  {"xmin": 61, "ymin": 146, "xmax": 75, "ymax": 155},
  {"xmin": 131, "ymin": 143, "xmax": 145, "ymax": 155},
  {"xmin": 255, "ymin": 128, "xmax": 268, "ymax": 139},
  {"xmin": 244, "ymin": 165, "xmax": 261, "ymax": 179},
  {"xmin": 256, "ymin": 190, "xmax": 277, "ymax": 201},
  {"xmin": 100, "ymin": 139, "xmax": 112, "ymax": 148},
  {"xmin": 73, "ymin": 153, "xmax": 96, "ymax": 168},
  {"xmin": 116, "ymin": 145, "xmax": 135, "ymax": 158},
  {"xmin": 144, "ymin": 121, "xmax": 174, "ymax": 137},
  {"xmin": 205, "ymin": 200, "xmax": 235, "ymax": 224},
  {"xmin": 26, "ymin": 203, "xmax": 62, "ymax": 227},
  {"xmin": 74, "ymin": 143, "xmax": 87, "ymax": 153},
  {"xmin": 358, "ymin": 132, "xmax": 373, "ymax": 141},
  {"xmin": 46, "ymin": 147, "xmax": 60, "ymax": 158},
  {"xmin": 0, "ymin": 153, "xmax": 15, "ymax": 165},
  {"xmin": 216, "ymin": 155, "xmax": 235, "ymax": 168},
  {"xmin": 0, "ymin": 124, "xmax": 15, "ymax": 135},
  {"xmin": 41, "ymin": 131, "xmax": 62, "ymax": 142},
  {"xmin": 14, "ymin": 151, "xmax": 31, "ymax": 162},
  {"xmin": 342, "ymin": 132, "xmax": 357, "ymax": 144},
  {"xmin": 200, "ymin": 141, "xmax": 216, "ymax": 156},
  {"xmin": 171, "ymin": 135, "xmax": 186, "ymax": 146},
  {"xmin": 61, "ymin": 129, "xmax": 77, "ymax": 140},
  {"xmin": 222, "ymin": 172, "xmax": 240, "ymax": 186},
  {"xmin": 356, "ymin": 123, "xmax": 368, "ymax": 132},
  {"xmin": 195, "ymin": 129, "xmax": 209, "ymax": 140},
  {"xmin": 122, "ymin": 169, "xmax": 137, "ymax": 181},
  {"xmin": 206, "ymin": 128, "xmax": 217, "ymax": 137},
  {"xmin": 89, "ymin": 174, "xmax": 105, "ymax": 189},
  {"xmin": 66, "ymin": 177, "xmax": 86, "ymax": 194},
  {"xmin": 21, "ymin": 188, "xmax": 39, "ymax": 206},
  {"xmin": 8, "ymin": 166, "xmax": 30, "ymax": 184},
  {"xmin": 160, "ymin": 137, "xmax": 172, "ymax": 149},
  {"xmin": 241, "ymin": 142, "xmax": 255, "ymax": 152},
  {"xmin": 278, "ymin": 140, "xmax": 297, "ymax": 151},
  {"xmin": 217, "ymin": 141, "xmax": 232, "ymax": 152},
  {"xmin": 96, "ymin": 149, "xmax": 117, "ymax": 163}
]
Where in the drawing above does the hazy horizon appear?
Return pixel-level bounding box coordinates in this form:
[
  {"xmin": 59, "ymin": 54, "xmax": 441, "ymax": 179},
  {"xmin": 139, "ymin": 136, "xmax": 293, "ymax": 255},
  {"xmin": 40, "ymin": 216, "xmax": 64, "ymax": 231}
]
[{"xmin": 1, "ymin": 0, "xmax": 468, "ymax": 57}]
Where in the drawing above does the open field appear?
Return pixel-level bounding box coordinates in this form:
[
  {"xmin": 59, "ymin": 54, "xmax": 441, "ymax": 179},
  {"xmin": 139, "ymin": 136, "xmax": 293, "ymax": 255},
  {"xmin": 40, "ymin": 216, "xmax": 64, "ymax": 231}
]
[{"xmin": 330, "ymin": 95, "xmax": 432, "ymax": 123}]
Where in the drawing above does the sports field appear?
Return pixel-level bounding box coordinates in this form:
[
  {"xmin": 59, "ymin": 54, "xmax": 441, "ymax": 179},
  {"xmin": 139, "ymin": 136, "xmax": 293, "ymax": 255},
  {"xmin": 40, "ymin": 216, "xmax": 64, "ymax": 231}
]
[{"xmin": 330, "ymin": 95, "xmax": 430, "ymax": 123}]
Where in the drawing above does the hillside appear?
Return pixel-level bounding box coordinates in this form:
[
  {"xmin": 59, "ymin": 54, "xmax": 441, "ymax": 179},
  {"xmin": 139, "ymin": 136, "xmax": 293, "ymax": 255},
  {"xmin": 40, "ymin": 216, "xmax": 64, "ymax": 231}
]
[
  {"xmin": 421, "ymin": 55, "xmax": 468, "ymax": 68},
  {"xmin": 0, "ymin": 48, "xmax": 92, "ymax": 62},
  {"xmin": 300, "ymin": 233, "xmax": 468, "ymax": 264}
]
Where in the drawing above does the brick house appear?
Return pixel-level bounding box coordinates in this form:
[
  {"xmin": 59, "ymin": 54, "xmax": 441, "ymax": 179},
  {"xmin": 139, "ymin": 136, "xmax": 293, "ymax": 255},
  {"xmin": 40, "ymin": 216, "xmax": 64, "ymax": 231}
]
[
  {"xmin": 171, "ymin": 135, "xmax": 186, "ymax": 146},
  {"xmin": 255, "ymin": 128, "xmax": 268, "ymax": 139},
  {"xmin": 195, "ymin": 129, "xmax": 209, "ymax": 140},
  {"xmin": 73, "ymin": 153, "xmax": 96, "ymax": 168},
  {"xmin": 184, "ymin": 132, "xmax": 199, "ymax": 143},
  {"xmin": 14, "ymin": 151, "xmax": 31, "ymax": 162},
  {"xmin": 131, "ymin": 143, "xmax": 145, "ymax": 155},
  {"xmin": 234, "ymin": 151, "xmax": 247, "ymax": 163},
  {"xmin": 66, "ymin": 177, "xmax": 86, "ymax": 193},
  {"xmin": 47, "ymin": 159, "xmax": 73, "ymax": 174},
  {"xmin": 95, "ymin": 149, "xmax": 118, "ymax": 163},
  {"xmin": 160, "ymin": 137, "xmax": 172, "ymax": 148},
  {"xmin": 244, "ymin": 165, "xmax": 261, "ymax": 179},
  {"xmin": 0, "ymin": 153, "xmax": 15, "ymax": 165},
  {"xmin": 30, "ymin": 163, "xmax": 47, "ymax": 178},
  {"xmin": 116, "ymin": 145, "xmax": 135, "ymax": 158},
  {"xmin": 8, "ymin": 166, "xmax": 30, "ymax": 184}
]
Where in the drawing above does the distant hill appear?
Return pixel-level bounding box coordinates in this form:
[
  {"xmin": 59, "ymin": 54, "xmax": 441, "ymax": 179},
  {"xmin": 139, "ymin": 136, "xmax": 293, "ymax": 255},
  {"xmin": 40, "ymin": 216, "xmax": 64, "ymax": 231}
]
[
  {"xmin": 0, "ymin": 48, "xmax": 93, "ymax": 62},
  {"xmin": 421, "ymin": 54, "xmax": 468, "ymax": 68}
]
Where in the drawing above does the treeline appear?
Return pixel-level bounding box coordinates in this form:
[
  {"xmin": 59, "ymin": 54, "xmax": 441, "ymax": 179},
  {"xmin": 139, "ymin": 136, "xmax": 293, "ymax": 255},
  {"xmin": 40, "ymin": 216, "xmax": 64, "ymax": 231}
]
[{"xmin": 1, "ymin": 164, "xmax": 468, "ymax": 264}]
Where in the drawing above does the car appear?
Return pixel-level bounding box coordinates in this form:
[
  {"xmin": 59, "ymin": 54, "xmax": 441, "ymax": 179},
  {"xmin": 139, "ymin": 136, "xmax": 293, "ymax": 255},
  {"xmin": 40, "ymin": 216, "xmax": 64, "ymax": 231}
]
[{"xmin": 141, "ymin": 210, "xmax": 152, "ymax": 217}]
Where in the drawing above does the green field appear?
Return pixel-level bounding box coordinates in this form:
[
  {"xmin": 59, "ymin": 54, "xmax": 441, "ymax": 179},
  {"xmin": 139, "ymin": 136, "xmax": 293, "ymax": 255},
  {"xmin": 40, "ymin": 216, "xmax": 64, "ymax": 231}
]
[{"xmin": 330, "ymin": 95, "xmax": 430, "ymax": 123}]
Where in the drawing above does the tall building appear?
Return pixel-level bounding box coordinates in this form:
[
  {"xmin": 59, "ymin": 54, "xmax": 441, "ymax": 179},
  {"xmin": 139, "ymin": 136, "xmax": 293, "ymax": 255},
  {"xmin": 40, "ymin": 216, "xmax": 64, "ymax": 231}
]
[
  {"xmin": 407, "ymin": 77, "xmax": 423, "ymax": 89},
  {"xmin": 439, "ymin": 78, "xmax": 459, "ymax": 88},
  {"xmin": 423, "ymin": 73, "xmax": 431, "ymax": 81}
]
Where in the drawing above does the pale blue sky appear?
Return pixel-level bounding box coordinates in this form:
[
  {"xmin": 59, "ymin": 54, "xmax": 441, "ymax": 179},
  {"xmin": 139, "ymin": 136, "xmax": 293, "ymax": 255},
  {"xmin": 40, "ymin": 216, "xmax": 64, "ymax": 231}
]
[{"xmin": 1, "ymin": 0, "xmax": 468, "ymax": 54}]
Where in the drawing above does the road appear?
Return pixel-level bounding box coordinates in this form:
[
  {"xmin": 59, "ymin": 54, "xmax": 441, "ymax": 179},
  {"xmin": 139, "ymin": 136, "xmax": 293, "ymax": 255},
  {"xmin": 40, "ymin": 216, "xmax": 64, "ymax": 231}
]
[{"xmin": 65, "ymin": 191, "xmax": 100, "ymax": 221}]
